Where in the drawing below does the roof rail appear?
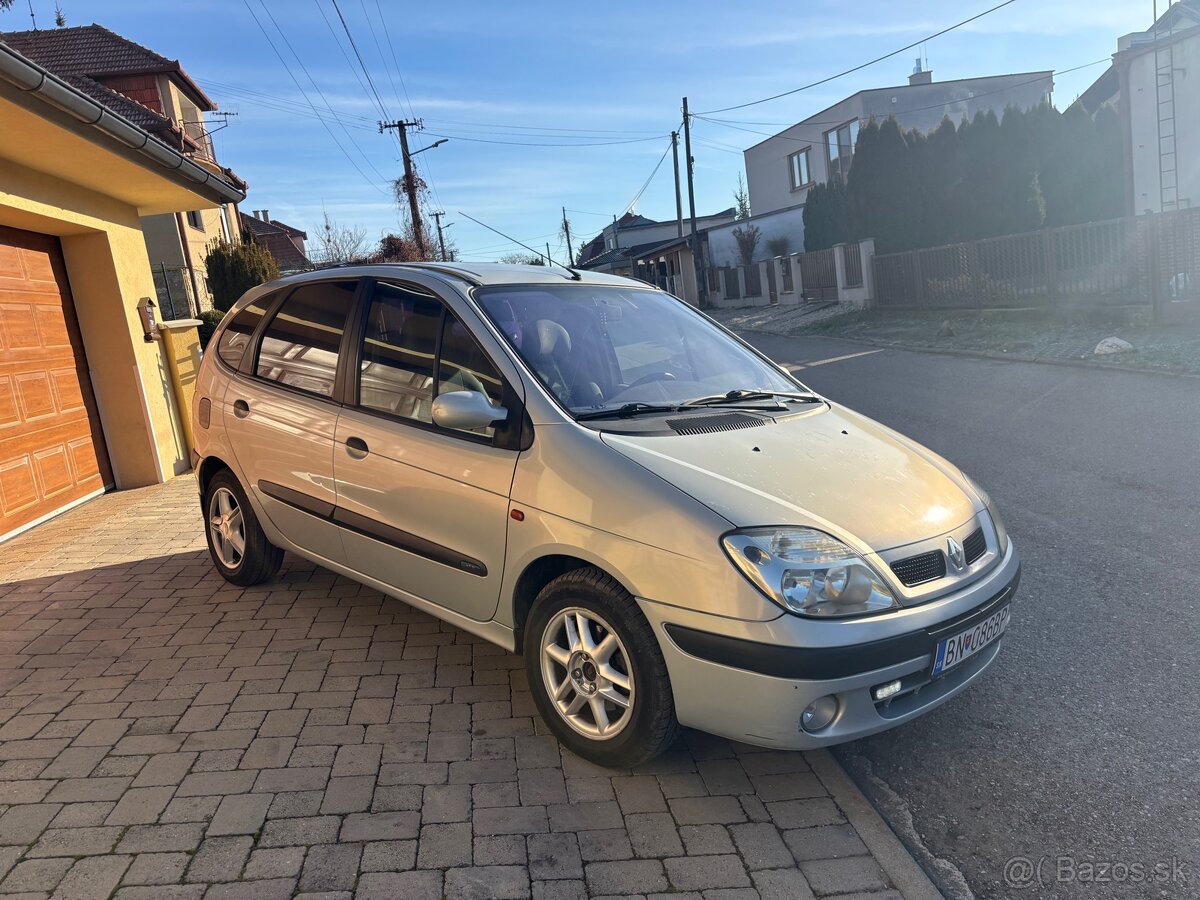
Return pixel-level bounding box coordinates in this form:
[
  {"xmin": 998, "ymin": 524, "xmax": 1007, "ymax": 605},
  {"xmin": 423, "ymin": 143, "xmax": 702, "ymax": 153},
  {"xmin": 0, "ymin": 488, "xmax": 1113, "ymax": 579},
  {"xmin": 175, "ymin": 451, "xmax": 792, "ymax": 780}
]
[{"xmin": 400, "ymin": 262, "xmax": 485, "ymax": 286}]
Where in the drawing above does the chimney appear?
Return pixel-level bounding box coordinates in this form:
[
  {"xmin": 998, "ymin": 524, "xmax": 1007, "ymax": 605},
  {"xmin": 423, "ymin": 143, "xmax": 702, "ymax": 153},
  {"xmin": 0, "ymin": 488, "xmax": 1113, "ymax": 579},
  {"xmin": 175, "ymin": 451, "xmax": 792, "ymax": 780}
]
[
  {"xmin": 262, "ymin": 210, "xmax": 270, "ymax": 223},
  {"xmin": 909, "ymin": 58, "xmax": 932, "ymax": 86}
]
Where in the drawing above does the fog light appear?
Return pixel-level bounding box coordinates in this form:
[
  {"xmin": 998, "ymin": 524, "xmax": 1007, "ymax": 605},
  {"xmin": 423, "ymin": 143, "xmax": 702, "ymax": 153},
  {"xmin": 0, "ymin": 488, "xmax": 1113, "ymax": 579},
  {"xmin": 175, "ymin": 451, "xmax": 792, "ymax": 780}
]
[
  {"xmin": 800, "ymin": 695, "xmax": 838, "ymax": 733},
  {"xmin": 873, "ymin": 679, "xmax": 902, "ymax": 702}
]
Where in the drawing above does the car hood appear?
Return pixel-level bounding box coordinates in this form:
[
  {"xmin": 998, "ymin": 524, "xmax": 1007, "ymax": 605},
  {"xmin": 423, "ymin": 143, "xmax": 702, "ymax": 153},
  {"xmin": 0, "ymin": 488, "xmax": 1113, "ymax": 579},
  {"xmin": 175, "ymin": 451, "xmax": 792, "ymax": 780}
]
[{"xmin": 600, "ymin": 403, "xmax": 980, "ymax": 552}]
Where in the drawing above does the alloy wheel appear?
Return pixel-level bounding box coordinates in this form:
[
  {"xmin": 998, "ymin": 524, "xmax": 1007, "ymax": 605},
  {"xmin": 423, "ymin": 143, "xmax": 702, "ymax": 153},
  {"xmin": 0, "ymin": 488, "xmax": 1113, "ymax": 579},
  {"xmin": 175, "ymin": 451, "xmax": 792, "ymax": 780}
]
[
  {"xmin": 208, "ymin": 486, "xmax": 246, "ymax": 569},
  {"xmin": 540, "ymin": 607, "xmax": 635, "ymax": 740}
]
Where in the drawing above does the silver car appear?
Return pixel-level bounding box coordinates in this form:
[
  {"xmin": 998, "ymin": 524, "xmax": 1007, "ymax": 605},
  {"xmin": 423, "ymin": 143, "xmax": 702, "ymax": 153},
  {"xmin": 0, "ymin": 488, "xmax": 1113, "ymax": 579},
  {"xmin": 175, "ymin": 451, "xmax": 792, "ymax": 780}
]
[{"xmin": 193, "ymin": 263, "xmax": 1019, "ymax": 767}]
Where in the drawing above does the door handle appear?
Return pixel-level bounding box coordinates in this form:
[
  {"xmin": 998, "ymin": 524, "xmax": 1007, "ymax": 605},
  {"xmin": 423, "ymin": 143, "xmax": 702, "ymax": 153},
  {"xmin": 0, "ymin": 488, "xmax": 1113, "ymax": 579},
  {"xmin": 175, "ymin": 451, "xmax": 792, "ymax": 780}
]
[
  {"xmin": 345, "ymin": 436, "xmax": 369, "ymax": 459},
  {"xmin": 232, "ymin": 399, "xmax": 250, "ymax": 418}
]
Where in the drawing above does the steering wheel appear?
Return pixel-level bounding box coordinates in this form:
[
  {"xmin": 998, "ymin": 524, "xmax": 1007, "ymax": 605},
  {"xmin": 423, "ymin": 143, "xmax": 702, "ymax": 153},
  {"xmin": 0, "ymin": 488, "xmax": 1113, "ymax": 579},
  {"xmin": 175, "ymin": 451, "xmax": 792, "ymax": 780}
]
[{"xmin": 626, "ymin": 370, "xmax": 677, "ymax": 389}]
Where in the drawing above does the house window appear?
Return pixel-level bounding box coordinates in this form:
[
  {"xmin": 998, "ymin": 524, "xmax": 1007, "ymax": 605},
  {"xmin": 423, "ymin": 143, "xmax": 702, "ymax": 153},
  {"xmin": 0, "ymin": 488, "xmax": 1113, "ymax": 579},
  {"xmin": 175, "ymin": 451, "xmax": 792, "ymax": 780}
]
[
  {"xmin": 788, "ymin": 148, "xmax": 812, "ymax": 190},
  {"xmin": 825, "ymin": 119, "xmax": 860, "ymax": 183},
  {"xmin": 186, "ymin": 210, "xmax": 204, "ymax": 230}
]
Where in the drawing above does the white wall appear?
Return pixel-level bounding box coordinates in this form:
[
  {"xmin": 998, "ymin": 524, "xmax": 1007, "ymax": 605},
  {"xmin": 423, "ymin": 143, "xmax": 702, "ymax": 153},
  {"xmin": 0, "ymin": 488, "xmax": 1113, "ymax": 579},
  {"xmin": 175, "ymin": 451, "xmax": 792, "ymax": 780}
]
[
  {"xmin": 1127, "ymin": 31, "xmax": 1199, "ymax": 213},
  {"xmin": 706, "ymin": 206, "xmax": 807, "ymax": 266}
]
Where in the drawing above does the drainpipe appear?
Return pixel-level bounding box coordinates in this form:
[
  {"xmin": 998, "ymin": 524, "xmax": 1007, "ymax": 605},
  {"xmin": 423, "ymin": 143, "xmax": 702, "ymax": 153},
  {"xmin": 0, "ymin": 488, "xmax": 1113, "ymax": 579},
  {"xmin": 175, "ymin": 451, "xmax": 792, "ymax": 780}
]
[{"xmin": 175, "ymin": 213, "xmax": 203, "ymax": 316}]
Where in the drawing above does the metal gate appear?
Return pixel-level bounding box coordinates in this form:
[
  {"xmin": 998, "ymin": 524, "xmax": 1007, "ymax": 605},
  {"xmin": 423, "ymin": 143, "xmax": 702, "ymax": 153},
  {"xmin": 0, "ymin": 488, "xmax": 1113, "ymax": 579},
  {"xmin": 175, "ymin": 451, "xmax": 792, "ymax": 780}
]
[{"xmin": 798, "ymin": 248, "xmax": 838, "ymax": 301}]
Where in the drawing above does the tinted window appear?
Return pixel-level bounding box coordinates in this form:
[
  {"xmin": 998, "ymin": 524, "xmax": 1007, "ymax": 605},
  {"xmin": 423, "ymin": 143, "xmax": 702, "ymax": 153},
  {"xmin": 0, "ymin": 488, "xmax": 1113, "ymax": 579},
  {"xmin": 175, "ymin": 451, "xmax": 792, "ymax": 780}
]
[
  {"xmin": 439, "ymin": 314, "xmax": 505, "ymax": 436},
  {"xmin": 216, "ymin": 297, "xmax": 271, "ymax": 371},
  {"xmin": 358, "ymin": 282, "xmax": 442, "ymax": 422},
  {"xmin": 256, "ymin": 281, "xmax": 356, "ymax": 397}
]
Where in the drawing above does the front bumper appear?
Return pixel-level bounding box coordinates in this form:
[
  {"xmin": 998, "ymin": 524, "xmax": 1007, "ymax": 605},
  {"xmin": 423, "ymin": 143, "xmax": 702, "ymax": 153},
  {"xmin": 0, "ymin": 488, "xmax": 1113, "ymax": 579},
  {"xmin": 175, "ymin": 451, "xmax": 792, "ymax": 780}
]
[{"xmin": 639, "ymin": 543, "xmax": 1020, "ymax": 750}]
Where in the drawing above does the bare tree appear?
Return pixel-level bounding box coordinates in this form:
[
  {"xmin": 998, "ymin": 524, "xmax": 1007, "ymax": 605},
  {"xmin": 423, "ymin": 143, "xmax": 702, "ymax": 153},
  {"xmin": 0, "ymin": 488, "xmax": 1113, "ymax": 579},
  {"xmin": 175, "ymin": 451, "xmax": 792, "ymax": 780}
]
[
  {"xmin": 312, "ymin": 213, "xmax": 369, "ymax": 266},
  {"xmin": 732, "ymin": 224, "xmax": 761, "ymax": 266},
  {"xmin": 499, "ymin": 252, "xmax": 545, "ymax": 266}
]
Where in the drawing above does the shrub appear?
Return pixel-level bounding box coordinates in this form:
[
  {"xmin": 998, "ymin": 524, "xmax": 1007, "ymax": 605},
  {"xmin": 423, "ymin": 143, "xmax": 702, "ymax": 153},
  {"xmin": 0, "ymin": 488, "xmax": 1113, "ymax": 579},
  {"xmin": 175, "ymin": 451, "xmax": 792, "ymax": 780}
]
[
  {"xmin": 197, "ymin": 309, "xmax": 225, "ymax": 350},
  {"xmin": 766, "ymin": 236, "xmax": 792, "ymax": 257},
  {"xmin": 206, "ymin": 238, "xmax": 279, "ymax": 313}
]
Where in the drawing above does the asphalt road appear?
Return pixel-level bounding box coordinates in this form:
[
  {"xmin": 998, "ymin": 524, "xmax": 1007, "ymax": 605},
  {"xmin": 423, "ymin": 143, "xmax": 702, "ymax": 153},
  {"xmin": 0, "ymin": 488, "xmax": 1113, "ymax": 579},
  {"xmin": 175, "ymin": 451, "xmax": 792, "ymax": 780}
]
[{"xmin": 742, "ymin": 333, "xmax": 1200, "ymax": 900}]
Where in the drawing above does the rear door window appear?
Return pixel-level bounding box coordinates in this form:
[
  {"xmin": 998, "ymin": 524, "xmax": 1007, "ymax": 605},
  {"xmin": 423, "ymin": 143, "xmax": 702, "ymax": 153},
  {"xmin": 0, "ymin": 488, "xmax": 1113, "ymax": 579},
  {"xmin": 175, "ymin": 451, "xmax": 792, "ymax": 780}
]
[
  {"xmin": 255, "ymin": 281, "xmax": 357, "ymax": 398},
  {"xmin": 358, "ymin": 282, "xmax": 443, "ymax": 423}
]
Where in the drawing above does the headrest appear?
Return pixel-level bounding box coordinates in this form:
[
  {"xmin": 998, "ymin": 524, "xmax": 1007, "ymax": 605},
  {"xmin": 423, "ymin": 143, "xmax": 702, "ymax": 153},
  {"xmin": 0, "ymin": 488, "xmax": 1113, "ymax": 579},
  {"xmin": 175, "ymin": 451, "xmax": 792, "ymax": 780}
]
[{"xmin": 530, "ymin": 319, "xmax": 571, "ymax": 356}]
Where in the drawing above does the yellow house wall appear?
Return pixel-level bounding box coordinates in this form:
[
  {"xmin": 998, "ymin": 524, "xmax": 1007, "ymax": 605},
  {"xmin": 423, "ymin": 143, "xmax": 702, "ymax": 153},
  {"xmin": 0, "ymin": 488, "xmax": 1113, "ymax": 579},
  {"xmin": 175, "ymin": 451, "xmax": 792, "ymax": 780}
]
[{"xmin": 1, "ymin": 161, "xmax": 192, "ymax": 487}]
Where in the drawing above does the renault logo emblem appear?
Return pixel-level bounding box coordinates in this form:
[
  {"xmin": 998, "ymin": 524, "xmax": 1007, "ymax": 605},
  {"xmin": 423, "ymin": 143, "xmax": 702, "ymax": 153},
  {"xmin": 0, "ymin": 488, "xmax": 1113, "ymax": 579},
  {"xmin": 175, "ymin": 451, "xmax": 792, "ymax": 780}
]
[{"xmin": 946, "ymin": 537, "xmax": 966, "ymax": 573}]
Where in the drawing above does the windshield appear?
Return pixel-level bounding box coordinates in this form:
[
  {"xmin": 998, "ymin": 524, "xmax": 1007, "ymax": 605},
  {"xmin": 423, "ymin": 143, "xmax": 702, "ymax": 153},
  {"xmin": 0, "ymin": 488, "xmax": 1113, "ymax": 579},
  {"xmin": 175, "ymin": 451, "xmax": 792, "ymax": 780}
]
[{"xmin": 474, "ymin": 284, "xmax": 804, "ymax": 414}]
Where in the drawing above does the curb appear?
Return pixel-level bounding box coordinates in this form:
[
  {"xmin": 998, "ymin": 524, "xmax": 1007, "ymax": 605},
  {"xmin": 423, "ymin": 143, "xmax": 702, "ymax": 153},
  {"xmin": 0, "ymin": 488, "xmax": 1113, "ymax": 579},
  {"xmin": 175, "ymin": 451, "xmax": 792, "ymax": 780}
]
[
  {"xmin": 739, "ymin": 328, "xmax": 1200, "ymax": 381},
  {"xmin": 804, "ymin": 749, "xmax": 944, "ymax": 900}
]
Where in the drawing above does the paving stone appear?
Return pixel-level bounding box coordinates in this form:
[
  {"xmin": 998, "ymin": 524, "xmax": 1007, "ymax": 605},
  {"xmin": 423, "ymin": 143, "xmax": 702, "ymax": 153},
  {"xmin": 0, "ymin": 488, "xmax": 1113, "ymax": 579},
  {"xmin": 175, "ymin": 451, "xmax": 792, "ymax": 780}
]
[
  {"xmin": 244, "ymin": 847, "xmax": 307, "ymax": 880},
  {"xmin": 240, "ymin": 737, "xmax": 296, "ymax": 770},
  {"xmin": 729, "ymin": 822, "xmax": 794, "ymax": 870},
  {"xmin": 51, "ymin": 853, "xmax": 131, "ymax": 899},
  {"xmin": 418, "ymin": 822, "xmax": 472, "ymax": 868},
  {"xmin": 27, "ymin": 825, "xmax": 122, "ymax": 857},
  {"xmin": 752, "ymin": 867, "xmax": 818, "ymax": 900},
  {"xmin": 202, "ymin": 878, "xmax": 297, "ymax": 899},
  {"xmin": 782, "ymin": 824, "xmax": 868, "ymax": 863},
  {"xmin": 319, "ymin": 774, "xmax": 375, "ymax": 814},
  {"xmin": 697, "ymin": 760, "xmax": 753, "ymax": 796},
  {"xmin": 577, "ymin": 829, "xmax": 634, "ymax": 862},
  {"xmin": 444, "ymin": 865, "xmax": 531, "ymax": 899},
  {"xmin": 269, "ymin": 791, "xmax": 324, "ymax": 819},
  {"xmin": 331, "ymin": 743, "xmax": 381, "ymax": 777},
  {"xmin": 749, "ymin": 773, "xmax": 825, "ymax": 802},
  {"xmin": 474, "ymin": 805, "xmax": 548, "ymax": 835},
  {"xmin": 532, "ymin": 880, "xmax": 587, "ymax": 900},
  {"xmin": 105, "ymin": 786, "xmax": 175, "ymax": 825},
  {"xmin": 116, "ymin": 886, "xmax": 206, "ymax": 900},
  {"xmin": 680, "ymin": 825, "xmax": 736, "ymax": 856},
  {"xmin": 123, "ymin": 852, "xmax": 191, "ymax": 885},
  {"xmin": 161, "ymin": 796, "xmax": 221, "ymax": 824},
  {"xmin": 664, "ymin": 854, "xmax": 751, "ymax": 890},
  {"xmin": 798, "ymin": 856, "xmax": 888, "ymax": 896},
  {"xmin": 45, "ymin": 776, "xmax": 131, "ymax": 803},
  {"xmin": 254, "ymin": 767, "xmax": 328, "ymax": 793},
  {"xmin": 670, "ymin": 796, "xmax": 747, "ymax": 826},
  {"xmin": 186, "ymin": 835, "xmax": 253, "ymax": 883},
  {"xmin": 357, "ymin": 870, "xmax": 443, "ymax": 900},
  {"xmin": 176, "ymin": 770, "xmax": 257, "ymax": 797},
  {"xmin": 1, "ymin": 857, "xmax": 73, "ymax": 892},
  {"xmin": 548, "ymin": 801, "xmax": 623, "ymax": 833},
  {"xmin": 585, "ymin": 859, "xmax": 668, "ymax": 895},
  {"xmin": 0, "ymin": 803, "xmax": 60, "ymax": 844},
  {"xmin": 474, "ymin": 834, "xmax": 526, "ymax": 866},
  {"xmin": 424, "ymin": 783, "xmax": 471, "ymax": 823},
  {"xmin": 340, "ymin": 811, "xmax": 420, "ymax": 842},
  {"xmin": 361, "ymin": 839, "xmax": 417, "ymax": 872},
  {"xmin": 766, "ymin": 799, "xmax": 843, "ymax": 830},
  {"xmin": 611, "ymin": 775, "xmax": 667, "ymax": 814},
  {"xmin": 207, "ymin": 792, "xmax": 272, "ymax": 836},
  {"xmin": 259, "ymin": 816, "xmax": 342, "ymax": 847},
  {"xmin": 299, "ymin": 842, "xmax": 361, "ymax": 892},
  {"xmin": 528, "ymin": 832, "xmax": 583, "ymax": 880},
  {"xmin": 133, "ymin": 752, "xmax": 196, "ymax": 787},
  {"xmin": 117, "ymin": 823, "xmax": 206, "ymax": 853},
  {"xmin": 625, "ymin": 812, "xmax": 684, "ymax": 859}
]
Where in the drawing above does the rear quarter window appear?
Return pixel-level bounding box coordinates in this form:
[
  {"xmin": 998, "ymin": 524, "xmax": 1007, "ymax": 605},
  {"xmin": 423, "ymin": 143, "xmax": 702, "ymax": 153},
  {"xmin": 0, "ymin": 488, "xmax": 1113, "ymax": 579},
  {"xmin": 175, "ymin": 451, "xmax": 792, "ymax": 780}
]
[{"xmin": 215, "ymin": 296, "xmax": 273, "ymax": 371}]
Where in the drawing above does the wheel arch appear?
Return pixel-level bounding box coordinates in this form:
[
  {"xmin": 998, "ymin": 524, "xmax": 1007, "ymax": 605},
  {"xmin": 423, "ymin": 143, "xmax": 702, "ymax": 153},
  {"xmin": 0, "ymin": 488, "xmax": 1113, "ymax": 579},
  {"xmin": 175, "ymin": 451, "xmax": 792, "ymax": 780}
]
[
  {"xmin": 511, "ymin": 554, "xmax": 633, "ymax": 650},
  {"xmin": 197, "ymin": 455, "xmax": 233, "ymax": 497}
]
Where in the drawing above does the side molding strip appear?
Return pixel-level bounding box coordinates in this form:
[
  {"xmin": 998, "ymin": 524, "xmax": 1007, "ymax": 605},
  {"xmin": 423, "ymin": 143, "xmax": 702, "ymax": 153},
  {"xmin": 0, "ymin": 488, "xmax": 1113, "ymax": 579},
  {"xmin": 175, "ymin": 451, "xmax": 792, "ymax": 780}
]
[{"xmin": 256, "ymin": 480, "xmax": 487, "ymax": 578}]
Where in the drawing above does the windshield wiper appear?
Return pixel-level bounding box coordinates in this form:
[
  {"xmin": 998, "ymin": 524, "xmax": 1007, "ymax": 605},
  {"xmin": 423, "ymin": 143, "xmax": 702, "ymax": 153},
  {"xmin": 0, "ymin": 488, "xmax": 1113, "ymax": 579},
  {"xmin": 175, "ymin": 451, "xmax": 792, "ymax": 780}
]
[
  {"xmin": 681, "ymin": 389, "xmax": 822, "ymax": 407},
  {"xmin": 575, "ymin": 402, "xmax": 679, "ymax": 421}
]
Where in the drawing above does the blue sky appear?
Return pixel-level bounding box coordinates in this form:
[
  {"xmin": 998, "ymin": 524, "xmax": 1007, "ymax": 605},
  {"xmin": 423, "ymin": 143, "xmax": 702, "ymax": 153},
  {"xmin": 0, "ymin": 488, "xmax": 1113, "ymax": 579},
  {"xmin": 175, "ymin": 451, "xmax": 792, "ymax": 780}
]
[{"xmin": 9, "ymin": 1, "xmax": 1151, "ymax": 260}]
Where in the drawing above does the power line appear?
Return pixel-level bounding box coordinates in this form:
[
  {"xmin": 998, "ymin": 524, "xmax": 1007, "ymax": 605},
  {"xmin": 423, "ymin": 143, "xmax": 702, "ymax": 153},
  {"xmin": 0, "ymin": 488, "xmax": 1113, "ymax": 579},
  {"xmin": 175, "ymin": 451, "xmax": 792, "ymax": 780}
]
[
  {"xmin": 329, "ymin": 0, "xmax": 392, "ymax": 122},
  {"xmin": 696, "ymin": 0, "xmax": 1022, "ymax": 114},
  {"xmin": 690, "ymin": 60, "xmax": 1105, "ymax": 146},
  {"xmin": 623, "ymin": 133, "xmax": 676, "ymax": 214},
  {"xmin": 421, "ymin": 131, "xmax": 671, "ymax": 148},
  {"xmin": 240, "ymin": 0, "xmax": 388, "ymax": 195}
]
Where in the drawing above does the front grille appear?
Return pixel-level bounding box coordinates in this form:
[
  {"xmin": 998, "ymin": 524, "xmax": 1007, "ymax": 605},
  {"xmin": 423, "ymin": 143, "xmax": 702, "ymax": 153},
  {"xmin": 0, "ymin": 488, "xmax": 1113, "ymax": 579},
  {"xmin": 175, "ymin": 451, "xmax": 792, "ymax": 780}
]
[
  {"xmin": 666, "ymin": 412, "xmax": 765, "ymax": 435},
  {"xmin": 963, "ymin": 527, "xmax": 986, "ymax": 565},
  {"xmin": 890, "ymin": 550, "xmax": 946, "ymax": 587}
]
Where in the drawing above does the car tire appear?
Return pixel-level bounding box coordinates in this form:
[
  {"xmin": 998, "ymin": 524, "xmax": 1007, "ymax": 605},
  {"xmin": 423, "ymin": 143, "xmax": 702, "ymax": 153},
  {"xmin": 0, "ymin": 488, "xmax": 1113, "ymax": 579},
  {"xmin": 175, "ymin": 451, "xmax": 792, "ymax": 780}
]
[
  {"xmin": 524, "ymin": 567, "xmax": 679, "ymax": 768},
  {"xmin": 203, "ymin": 469, "xmax": 283, "ymax": 586}
]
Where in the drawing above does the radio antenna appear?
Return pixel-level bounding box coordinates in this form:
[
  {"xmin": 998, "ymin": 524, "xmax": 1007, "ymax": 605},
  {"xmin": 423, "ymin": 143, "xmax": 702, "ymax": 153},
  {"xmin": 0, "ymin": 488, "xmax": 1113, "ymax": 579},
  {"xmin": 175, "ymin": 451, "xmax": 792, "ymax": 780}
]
[{"xmin": 458, "ymin": 211, "xmax": 581, "ymax": 280}]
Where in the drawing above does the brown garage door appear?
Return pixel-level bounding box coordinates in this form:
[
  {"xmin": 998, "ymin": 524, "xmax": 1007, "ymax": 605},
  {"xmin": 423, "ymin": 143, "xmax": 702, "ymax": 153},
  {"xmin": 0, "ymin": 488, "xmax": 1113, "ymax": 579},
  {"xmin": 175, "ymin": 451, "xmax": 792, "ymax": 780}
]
[{"xmin": 0, "ymin": 225, "xmax": 112, "ymax": 541}]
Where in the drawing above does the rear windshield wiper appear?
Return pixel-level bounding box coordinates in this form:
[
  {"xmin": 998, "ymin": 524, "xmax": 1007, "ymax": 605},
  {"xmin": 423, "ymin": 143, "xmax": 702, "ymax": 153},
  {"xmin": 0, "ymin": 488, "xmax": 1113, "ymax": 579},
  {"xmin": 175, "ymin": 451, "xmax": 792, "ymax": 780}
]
[
  {"xmin": 681, "ymin": 389, "xmax": 822, "ymax": 408},
  {"xmin": 574, "ymin": 402, "xmax": 679, "ymax": 421}
]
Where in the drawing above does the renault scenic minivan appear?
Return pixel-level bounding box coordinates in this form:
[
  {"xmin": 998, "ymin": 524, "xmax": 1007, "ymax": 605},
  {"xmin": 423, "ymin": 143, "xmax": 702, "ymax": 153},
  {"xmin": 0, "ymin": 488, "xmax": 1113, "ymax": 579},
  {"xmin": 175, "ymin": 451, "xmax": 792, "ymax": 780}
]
[{"xmin": 193, "ymin": 263, "xmax": 1019, "ymax": 767}]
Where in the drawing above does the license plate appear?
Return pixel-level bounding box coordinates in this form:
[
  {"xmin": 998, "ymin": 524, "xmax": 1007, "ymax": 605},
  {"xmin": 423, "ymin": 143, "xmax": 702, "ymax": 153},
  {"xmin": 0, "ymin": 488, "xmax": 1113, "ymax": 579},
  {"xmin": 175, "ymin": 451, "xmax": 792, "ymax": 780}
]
[{"xmin": 931, "ymin": 605, "xmax": 1010, "ymax": 676}]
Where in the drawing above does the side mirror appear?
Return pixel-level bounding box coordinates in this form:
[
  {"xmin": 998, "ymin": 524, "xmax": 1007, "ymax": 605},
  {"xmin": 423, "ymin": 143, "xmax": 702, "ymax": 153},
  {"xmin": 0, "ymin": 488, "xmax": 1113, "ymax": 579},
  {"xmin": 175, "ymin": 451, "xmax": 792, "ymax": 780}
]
[{"xmin": 431, "ymin": 390, "xmax": 509, "ymax": 431}]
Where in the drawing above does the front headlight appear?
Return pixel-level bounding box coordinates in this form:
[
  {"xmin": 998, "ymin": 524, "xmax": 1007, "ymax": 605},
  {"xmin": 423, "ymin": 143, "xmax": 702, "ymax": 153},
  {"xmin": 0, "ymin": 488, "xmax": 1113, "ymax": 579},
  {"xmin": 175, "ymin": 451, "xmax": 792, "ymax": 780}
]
[
  {"xmin": 962, "ymin": 474, "xmax": 1009, "ymax": 555},
  {"xmin": 722, "ymin": 527, "xmax": 899, "ymax": 618}
]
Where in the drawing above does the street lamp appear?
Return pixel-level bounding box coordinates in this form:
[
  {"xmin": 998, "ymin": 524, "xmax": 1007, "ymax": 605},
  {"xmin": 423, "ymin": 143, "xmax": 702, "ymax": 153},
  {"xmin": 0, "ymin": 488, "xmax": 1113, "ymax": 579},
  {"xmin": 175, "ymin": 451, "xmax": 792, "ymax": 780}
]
[{"xmin": 411, "ymin": 138, "xmax": 448, "ymax": 156}]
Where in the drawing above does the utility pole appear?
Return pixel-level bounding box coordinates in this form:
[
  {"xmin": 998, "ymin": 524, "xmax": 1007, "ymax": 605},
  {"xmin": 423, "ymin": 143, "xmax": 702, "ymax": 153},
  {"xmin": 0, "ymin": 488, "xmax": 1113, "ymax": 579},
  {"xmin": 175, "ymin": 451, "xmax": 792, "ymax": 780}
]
[
  {"xmin": 671, "ymin": 131, "xmax": 684, "ymax": 238},
  {"xmin": 546, "ymin": 242, "xmax": 553, "ymax": 266},
  {"xmin": 431, "ymin": 211, "xmax": 449, "ymax": 261},
  {"xmin": 379, "ymin": 118, "xmax": 427, "ymax": 258},
  {"xmin": 681, "ymin": 98, "xmax": 706, "ymax": 306},
  {"xmin": 561, "ymin": 207, "xmax": 574, "ymax": 264}
]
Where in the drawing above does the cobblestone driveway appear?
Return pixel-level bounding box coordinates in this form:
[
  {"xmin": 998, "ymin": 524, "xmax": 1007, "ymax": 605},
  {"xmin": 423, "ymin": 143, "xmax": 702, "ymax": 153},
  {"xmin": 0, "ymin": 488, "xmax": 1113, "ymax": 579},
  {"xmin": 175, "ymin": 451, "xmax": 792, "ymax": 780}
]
[{"xmin": 0, "ymin": 478, "xmax": 919, "ymax": 899}]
